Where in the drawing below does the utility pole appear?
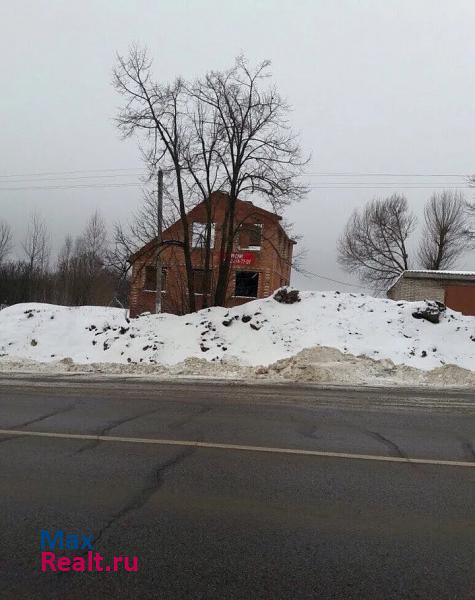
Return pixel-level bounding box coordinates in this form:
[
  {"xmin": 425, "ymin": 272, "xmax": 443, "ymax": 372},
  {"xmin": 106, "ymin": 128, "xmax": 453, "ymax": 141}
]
[{"xmin": 155, "ymin": 168, "xmax": 163, "ymax": 314}]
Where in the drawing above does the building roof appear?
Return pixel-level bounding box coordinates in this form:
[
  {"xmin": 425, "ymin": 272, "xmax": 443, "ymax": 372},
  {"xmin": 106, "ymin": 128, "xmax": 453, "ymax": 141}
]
[
  {"xmin": 388, "ymin": 269, "xmax": 475, "ymax": 292},
  {"xmin": 128, "ymin": 194, "xmax": 293, "ymax": 263}
]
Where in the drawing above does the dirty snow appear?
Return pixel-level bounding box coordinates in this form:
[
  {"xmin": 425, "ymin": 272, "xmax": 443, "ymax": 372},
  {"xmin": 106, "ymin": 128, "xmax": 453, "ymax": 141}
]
[{"xmin": 0, "ymin": 291, "xmax": 473, "ymax": 386}]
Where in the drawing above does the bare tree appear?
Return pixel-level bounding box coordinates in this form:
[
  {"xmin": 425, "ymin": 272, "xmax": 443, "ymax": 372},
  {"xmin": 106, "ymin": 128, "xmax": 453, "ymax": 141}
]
[
  {"xmin": 21, "ymin": 213, "xmax": 50, "ymax": 301},
  {"xmin": 82, "ymin": 210, "xmax": 107, "ymax": 271},
  {"xmin": 113, "ymin": 46, "xmax": 197, "ymax": 312},
  {"xmin": 467, "ymin": 202, "xmax": 475, "ymax": 244},
  {"xmin": 22, "ymin": 212, "xmax": 50, "ymax": 274},
  {"xmin": 107, "ymin": 186, "xmax": 180, "ymax": 281},
  {"xmin": 465, "ymin": 175, "xmax": 475, "ymax": 247},
  {"xmin": 0, "ymin": 220, "xmax": 12, "ymax": 264},
  {"xmin": 56, "ymin": 235, "xmax": 74, "ymax": 304},
  {"xmin": 113, "ymin": 48, "xmax": 307, "ymax": 312},
  {"xmin": 466, "ymin": 176, "xmax": 475, "ymax": 243},
  {"xmin": 191, "ymin": 56, "xmax": 308, "ymax": 305},
  {"xmin": 69, "ymin": 210, "xmax": 110, "ymax": 305},
  {"xmin": 418, "ymin": 191, "xmax": 467, "ymax": 270},
  {"xmin": 181, "ymin": 97, "xmax": 223, "ymax": 307},
  {"xmin": 338, "ymin": 195, "xmax": 416, "ymax": 290}
]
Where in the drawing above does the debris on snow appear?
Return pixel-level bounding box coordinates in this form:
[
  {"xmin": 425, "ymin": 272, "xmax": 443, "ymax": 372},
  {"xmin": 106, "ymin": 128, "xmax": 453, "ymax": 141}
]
[
  {"xmin": 412, "ymin": 300, "xmax": 446, "ymax": 324},
  {"xmin": 273, "ymin": 287, "xmax": 301, "ymax": 304}
]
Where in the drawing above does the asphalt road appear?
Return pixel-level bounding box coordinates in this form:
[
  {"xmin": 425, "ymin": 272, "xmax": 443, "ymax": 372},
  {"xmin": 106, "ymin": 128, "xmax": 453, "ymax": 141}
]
[{"xmin": 0, "ymin": 375, "xmax": 474, "ymax": 600}]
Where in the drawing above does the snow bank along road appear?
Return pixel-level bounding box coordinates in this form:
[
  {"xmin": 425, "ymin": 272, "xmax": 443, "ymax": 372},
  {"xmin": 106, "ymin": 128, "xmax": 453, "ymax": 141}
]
[
  {"xmin": 0, "ymin": 290, "xmax": 474, "ymax": 386},
  {"xmin": 0, "ymin": 376, "xmax": 474, "ymax": 599}
]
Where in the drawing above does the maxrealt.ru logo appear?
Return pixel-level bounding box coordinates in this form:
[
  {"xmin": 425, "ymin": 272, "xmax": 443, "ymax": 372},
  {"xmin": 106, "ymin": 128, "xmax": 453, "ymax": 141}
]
[{"xmin": 40, "ymin": 530, "xmax": 139, "ymax": 573}]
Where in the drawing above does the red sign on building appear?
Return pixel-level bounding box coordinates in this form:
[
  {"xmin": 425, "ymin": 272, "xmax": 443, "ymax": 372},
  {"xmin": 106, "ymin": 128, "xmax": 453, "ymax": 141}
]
[{"xmin": 231, "ymin": 251, "xmax": 255, "ymax": 266}]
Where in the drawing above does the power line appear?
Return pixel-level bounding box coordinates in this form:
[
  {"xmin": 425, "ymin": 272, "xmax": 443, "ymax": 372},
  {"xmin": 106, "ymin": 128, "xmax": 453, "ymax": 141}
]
[
  {"xmin": 1, "ymin": 177, "xmax": 470, "ymax": 187},
  {"xmin": 308, "ymin": 185, "xmax": 470, "ymax": 190},
  {"xmin": 0, "ymin": 183, "xmax": 471, "ymax": 193},
  {"xmin": 0, "ymin": 182, "xmax": 144, "ymax": 191},
  {"xmin": 1, "ymin": 173, "xmax": 148, "ymax": 184},
  {"xmin": 0, "ymin": 166, "xmax": 472, "ymax": 179},
  {"xmin": 0, "ymin": 164, "xmax": 472, "ymax": 192},
  {"xmin": 0, "ymin": 167, "xmax": 145, "ymax": 179},
  {"xmin": 301, "ymin": 269, "xmax": 365, "ymax": 289},
  {"xmin": 308, "ymin": 181, "xmax": 469, "ymax": 185},
  {"xmin": 305, "ymin": 171, "xmax": 471, "ymax": 178}
]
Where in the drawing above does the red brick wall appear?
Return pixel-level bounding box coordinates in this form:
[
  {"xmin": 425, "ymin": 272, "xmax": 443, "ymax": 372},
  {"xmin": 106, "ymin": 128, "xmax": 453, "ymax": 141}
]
[
  {"xmin": 128, "ymin": 192, "xmax": 294, "ymax": 317},
  {"xmin": 444, "ymin": 284, "xmax": 475, "ymax": 316}
]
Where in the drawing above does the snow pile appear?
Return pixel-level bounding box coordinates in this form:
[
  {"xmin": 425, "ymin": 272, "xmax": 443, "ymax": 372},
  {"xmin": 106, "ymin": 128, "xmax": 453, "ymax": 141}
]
[
  {"xmin": 0, "ymin": 291, "xmax": 473, "ymax": 385},
  {"xmin": 256, "ymin": 347, "xmax": 475, "ymax": 386}
]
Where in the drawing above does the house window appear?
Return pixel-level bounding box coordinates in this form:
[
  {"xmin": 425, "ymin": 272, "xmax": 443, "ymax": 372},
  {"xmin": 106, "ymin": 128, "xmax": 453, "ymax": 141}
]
[
  {"xmin": 144, "ymin": 266, "xmax": 156, "ymax": 291},
  {"xmin": 193, "ymin": 269, "xmax": 212, "ymax": 294},
  {"xmin": 281, "ymin": 233, "xmax": 287, "ymax": 259},
  {"xmin": 192, "ymin": 222, "xmax": 215, "ymax": 249},
  {"xmin": 238, "ymin": 223, "xmax": 262, "ymax": 250},
  {"xmin": 161, "ymin": 268, "xmax": 167, "ymax": 292},
  {"xmin": 143, "ymin": 266, "xmax": 167, "ymax": 291},
  {"xmin": 235, "ymin": 271, "xmax": 259, "ymax": 298}
]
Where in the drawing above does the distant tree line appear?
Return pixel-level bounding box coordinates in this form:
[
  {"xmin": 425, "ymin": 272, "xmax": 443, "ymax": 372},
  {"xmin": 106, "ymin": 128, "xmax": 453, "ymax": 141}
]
[
  {"xmin": 338, "ymin": 190, "xmax": 475, "ymax": 291},
  {"xmin": 0, "ymin": 211, "xmax": 127, "ymax": 309}
]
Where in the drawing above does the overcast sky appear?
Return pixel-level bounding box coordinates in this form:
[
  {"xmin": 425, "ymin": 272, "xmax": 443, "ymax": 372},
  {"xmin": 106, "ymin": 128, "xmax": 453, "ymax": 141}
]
[{"xmin": 1, "ymin": 0, "xmax": 474, "ymax": 291}]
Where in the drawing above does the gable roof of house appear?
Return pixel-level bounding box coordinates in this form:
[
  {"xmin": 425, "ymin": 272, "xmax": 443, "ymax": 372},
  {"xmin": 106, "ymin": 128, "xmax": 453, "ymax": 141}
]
[{"xmin": 128, "ymin": 194, "xmax": 292, "ymax": 263}]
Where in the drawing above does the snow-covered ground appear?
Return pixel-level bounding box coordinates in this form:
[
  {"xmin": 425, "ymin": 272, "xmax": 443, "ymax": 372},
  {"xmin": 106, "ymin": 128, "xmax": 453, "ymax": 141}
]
[{"xmin": 0, "ymin": 291, "xmax": 474, "ymax": 386}]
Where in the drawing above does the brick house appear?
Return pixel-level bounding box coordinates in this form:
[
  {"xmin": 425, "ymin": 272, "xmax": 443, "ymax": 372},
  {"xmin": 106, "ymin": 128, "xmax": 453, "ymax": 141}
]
[
  {"xmin": 128, "ymin": 191, "xmax": 295, "ymax": 316},
  {"xmin": 387, "ymin": 270, "xmax": 475, "ymax": 316}
]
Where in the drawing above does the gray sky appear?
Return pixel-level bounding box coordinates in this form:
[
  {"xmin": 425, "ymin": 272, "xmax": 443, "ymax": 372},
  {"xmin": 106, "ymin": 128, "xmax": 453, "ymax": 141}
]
[{"xmin": 1, "ymin": 0, "xmax": 474, "ymax": 291}]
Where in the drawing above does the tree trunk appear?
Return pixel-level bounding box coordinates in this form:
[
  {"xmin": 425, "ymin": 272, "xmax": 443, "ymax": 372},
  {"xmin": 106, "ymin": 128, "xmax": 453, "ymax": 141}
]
[
  {"xmin": 214, "ymin": 193, "xmax": 236, "ymax": 306},
  {"xmin": 175, "ymin": 169, "xmax": 196, "ymax": 312},
  {"xmin": 202, "ymin": 200, "xmax": 212, "ymax": 308}
]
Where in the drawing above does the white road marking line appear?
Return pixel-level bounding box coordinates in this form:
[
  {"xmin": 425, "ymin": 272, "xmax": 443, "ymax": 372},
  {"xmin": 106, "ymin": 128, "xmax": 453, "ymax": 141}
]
[{"xmin": 0, "ymin": 428, "xmax": 474, "ymax": 468}]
